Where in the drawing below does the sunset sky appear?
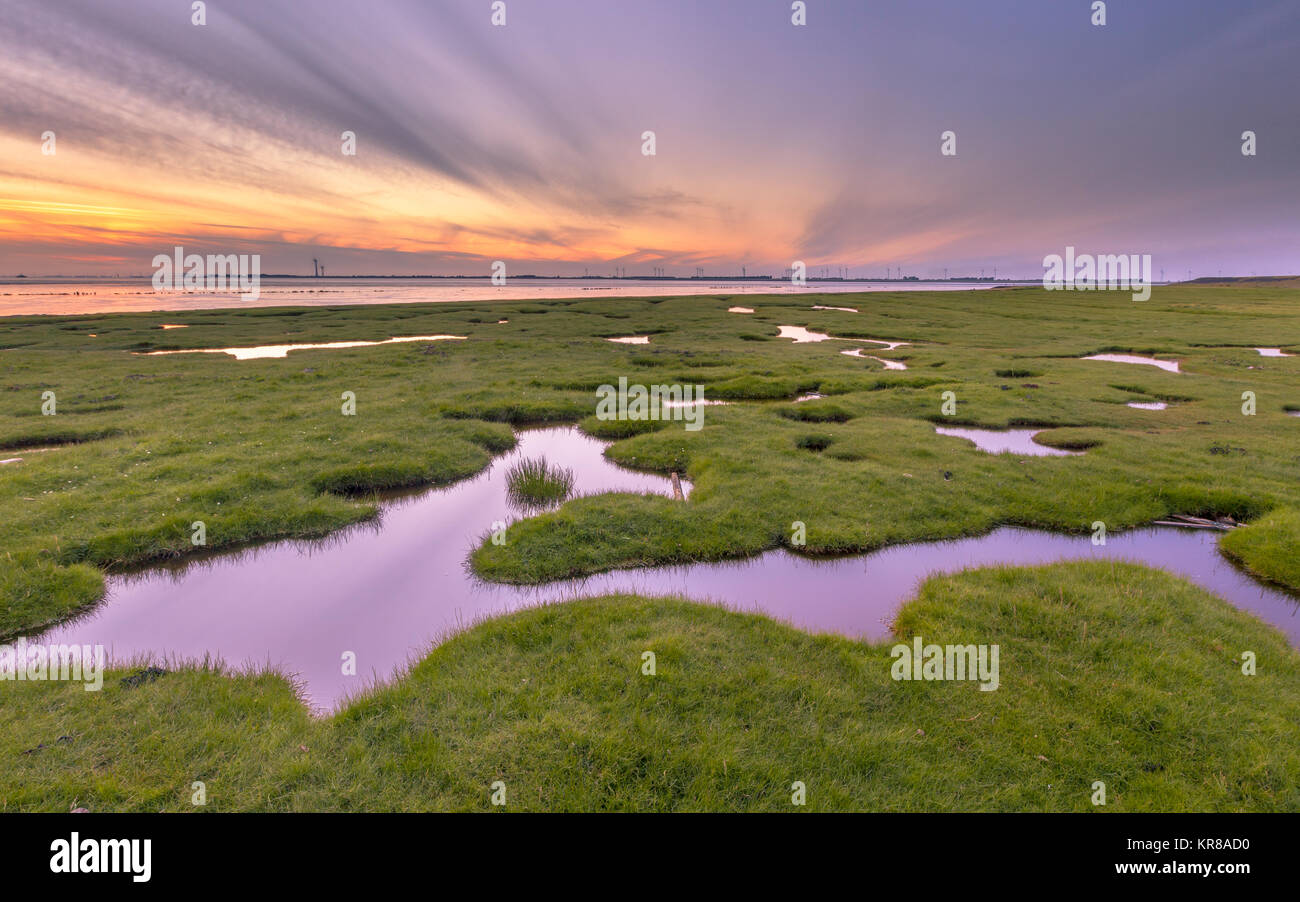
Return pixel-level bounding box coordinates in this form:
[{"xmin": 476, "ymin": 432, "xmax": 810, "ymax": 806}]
[{"xmin": 1, "ymin": 0, "xmax": 1297, "ymax": 278}]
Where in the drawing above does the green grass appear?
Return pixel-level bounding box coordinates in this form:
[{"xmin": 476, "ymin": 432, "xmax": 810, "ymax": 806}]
[
  {"xmin": 1221, "ymin": 508, "xmax": 1300, "ymax": 593},
  {"xmin": 504, "ymin": 456, "xmax": 575, "ymax": 508},
  {"xmin": 2, "ymin": 563, "xmax": 1297, "ymax": 811},
  {"xmin": 2, "ymin": 284, "xmax": 1299, "ymax": 810},
  {"xmin": 4, "ymin": 287, "xmax": 1298, "ymax": 610}
]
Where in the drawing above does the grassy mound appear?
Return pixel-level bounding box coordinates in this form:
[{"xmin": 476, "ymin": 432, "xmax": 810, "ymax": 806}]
[
  {"xmin": 2, "ymin": 562, "xmax": 1297, "ymax": 811},
  {"xmin": 1221, "ymin": 508, "xmax": 1300, "ymax": 592}
]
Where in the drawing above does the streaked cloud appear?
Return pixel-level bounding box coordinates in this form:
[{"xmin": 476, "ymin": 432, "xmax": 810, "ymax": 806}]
[{"xmin": 0, "ymin": 0, "xmax": 1296, "ymax": 278}]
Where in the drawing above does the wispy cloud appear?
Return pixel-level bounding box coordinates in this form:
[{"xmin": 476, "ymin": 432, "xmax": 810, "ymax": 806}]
[{"xmin": 0, "ymin": 0, "xmax": 1296, "ymax": 277}]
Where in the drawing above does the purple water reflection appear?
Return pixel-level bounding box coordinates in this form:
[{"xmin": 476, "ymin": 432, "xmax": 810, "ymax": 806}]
[
  {"xmin": 36, "ymin": 428, "xmax": 1298, "ymax": 711},
  {"xmin": 933, "ymin": 426, "xmax": 1080, "ymax": 457}
]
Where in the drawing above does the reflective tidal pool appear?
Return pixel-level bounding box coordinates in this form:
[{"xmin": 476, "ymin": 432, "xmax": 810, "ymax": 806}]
[{"xmin": 36, "ymin": 427, "xmax": 1298, "ymax": 711}]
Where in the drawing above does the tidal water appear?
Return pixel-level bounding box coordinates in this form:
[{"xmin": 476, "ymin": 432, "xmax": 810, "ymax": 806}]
[
  {"xmin": 1082, "ymin": 353, "xmax": 1181, "ymax": 373},
  {"xmin": 0, "ymin": 278, "xmax": 1009, "ymax": 317},
  {"xmin": 35, "ymin": 427, "xmax": 1298, "ymax": 711},
  {"xmin": 933, "ymin": 426, "xmax": 1080, "ymax": 457}
]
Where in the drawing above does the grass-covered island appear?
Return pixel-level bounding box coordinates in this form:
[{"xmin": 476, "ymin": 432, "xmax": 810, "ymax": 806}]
[{"xmin": 1, "ymin": 284, "xmax": 1298, "ymax": 811}]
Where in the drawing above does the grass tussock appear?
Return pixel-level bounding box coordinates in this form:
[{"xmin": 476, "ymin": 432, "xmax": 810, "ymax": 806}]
[
  {"xmin": 505, "ymin": 456, "xmax": 575, "ymax": 508},
  {"xmin": 777, "ymin": 402, "xmax": 854, "ymax": 423}
]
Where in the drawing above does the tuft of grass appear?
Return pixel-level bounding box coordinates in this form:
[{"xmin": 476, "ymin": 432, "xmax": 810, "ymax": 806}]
[
  {"xmin": 505, "ymin": 456, "xmax": 575, "ymax": 508},
  {"xmin": 777, "ymin": 402, "xmax": 853, "ymax": 423},
  {"xmin": 1030, "ymin": 427, "xmax": 1105, "ymax": 451},
  {"xmin": 795, "ymin": 433, "xmax": 836, "ymax": 451}
]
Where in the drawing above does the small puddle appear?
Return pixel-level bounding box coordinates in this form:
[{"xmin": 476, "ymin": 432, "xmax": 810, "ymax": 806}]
[
  {"xmin": 778, "ymin": 325, "xmax": 835, "ymax": 343},
  {"xmin": 841, "ymin": 349, "xmax": 907, "ymax": 369},
  {"xmin": 934, "ymin": 426, "xmax": 1080, "ymax": 457},
  {"xmin": 34, "ymin": 427, "xmax": 1297, "ymax": 711},
  {"xmin": 779, "ymin": 325, "xmax": 908, "ymax": 348},
  {"xmin": 794, "ymin": 393, "xmax": 824, "ymax": 402},
  {"xmin": 142, "ymin": 335, "xmax": 466, "ymax": 360},
  {"xmin": 812, "ymin": 305, "xmax": 858, "ymax": 313},
  {"xmin": 1257, "ymin": 348, "xmax": 1294, "ymax": 357},
  {"xmin": 158, "ymin": 324, "xmax": 188, "ymax": 330},
  {"xmin": 727, "ymin": 306, "xmax": 754, "ymax": 314},
  {"xmin": 1082, "ymin": 354, "xmax": 1180, "ymax": 373},
  {"xmin": 1126, "ymin": 401, "xmax": 1168, "ymax": 410},
  {"xmin": 606, "ymin": 336, "xmax": 650, "ymax": 344}
]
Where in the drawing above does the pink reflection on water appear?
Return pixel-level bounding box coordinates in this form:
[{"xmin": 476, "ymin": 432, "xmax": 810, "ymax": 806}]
[
  {"xmin": 142, "ymin": 335, "xmax": 465, "ymax": 360},
  {"xmin": 779, "ymin": 325, "xmax": 909, "ymax": 349},
  {"xmin": 1082, "ymin": 353, "xmax": 1180, "ymax": 373},
  {"xmin": 841, "ymin": 349, "xmax": 907, "ymax": 369},
  {"xmin": 35, "ymin": 427, "xmax": 1298, "ymax": 712},
  {"xmin": 934, "ymin": 426, "xmax": 1080, "ymax": 457}
]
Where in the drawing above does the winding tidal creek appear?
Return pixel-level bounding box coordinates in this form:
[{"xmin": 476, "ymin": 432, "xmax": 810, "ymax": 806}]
[{"xmin": 36, "ymin": 427, "xmax": 1300, "ymax": 711}]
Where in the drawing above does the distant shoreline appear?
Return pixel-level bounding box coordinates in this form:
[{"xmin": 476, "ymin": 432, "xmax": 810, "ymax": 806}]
[
  {"xmin": 0, "ymin": 278, "xmax": 1024, "ymax": 317},
  {"xmin": 3, "ymin": 275, "xmax": 1041, "ymax": 284},
  {"xmin": 8, "ymin": 276, "xmax": 1292, "ymax": 318}
]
